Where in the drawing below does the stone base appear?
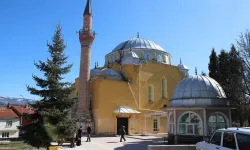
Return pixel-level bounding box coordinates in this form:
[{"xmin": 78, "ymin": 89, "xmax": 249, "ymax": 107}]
[{"xmin": 73, "ymin": 110, "xmax": 95, "ymax": 133}]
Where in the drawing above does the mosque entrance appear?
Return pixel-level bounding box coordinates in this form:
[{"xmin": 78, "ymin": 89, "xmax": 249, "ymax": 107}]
[{"xmin": 117, "ymin": 117, "xmax": 128, "ymax": 135}]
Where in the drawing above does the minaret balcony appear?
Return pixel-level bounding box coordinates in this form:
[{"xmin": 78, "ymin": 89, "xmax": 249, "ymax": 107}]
[{"xmin": 79, "ymin": 29, "xmax": 94, "ymax": 36}]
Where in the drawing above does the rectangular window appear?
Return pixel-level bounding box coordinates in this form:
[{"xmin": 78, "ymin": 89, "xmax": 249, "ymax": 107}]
[
  {"xmin": 223, "ymin": 132, "xmax": 236, "ymax": 149},
  {"xmin": 153, "ymin": 119, "xmax": 158, "ymax": 132},
  {"xmin": 236, "ymin": 133, "xmax": 250, "ymax": 150},
  {"xmin": 6, "ymin": 121, "xmax": 12, "ymax": 128},
  {"xmin": 210, "ymin": 132, "xmax": 222, "ymax": 146},
  {"xmin": 2, "ymin": 132, "xmax": 9, "ymax": 138}
]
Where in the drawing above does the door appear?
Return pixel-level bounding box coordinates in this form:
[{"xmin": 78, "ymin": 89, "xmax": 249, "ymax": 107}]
[{"xmin": 117, "ymin": 117, "xmax": 128, "ymax": 135}]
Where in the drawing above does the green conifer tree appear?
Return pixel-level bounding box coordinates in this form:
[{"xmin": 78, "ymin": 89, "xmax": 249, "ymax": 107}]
[
  {"xmin": 208, "ymin": 48, "xmax": 219, "ymax": 81},
  {"xmin": 19, "ymin": 25, "xmax": 76, "ymax": 148}
]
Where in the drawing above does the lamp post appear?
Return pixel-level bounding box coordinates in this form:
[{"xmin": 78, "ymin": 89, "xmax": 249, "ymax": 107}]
[{"xmin": 20, "ymin": 95, "xmax": 24, "ymax": 126}]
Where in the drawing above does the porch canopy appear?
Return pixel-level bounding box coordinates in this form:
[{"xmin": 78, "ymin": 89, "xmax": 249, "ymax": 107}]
[{"xmin": 114, "ymin": 106, "xmax": 141, "ymax": 114}]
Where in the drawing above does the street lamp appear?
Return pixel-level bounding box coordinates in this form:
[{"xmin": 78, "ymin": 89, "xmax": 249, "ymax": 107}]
[{"xmin": 20, "ymin": 95, "xmax": 24, "ymax": 125}]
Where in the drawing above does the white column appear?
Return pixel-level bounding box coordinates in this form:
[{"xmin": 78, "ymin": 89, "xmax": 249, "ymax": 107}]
[
  {"xmin": 174, "ymin": 109, "xmax": 177, "ymax": 135},
  {"xmin": 203, "ymin": 108, "xmax": 207, "ymax": 136}
]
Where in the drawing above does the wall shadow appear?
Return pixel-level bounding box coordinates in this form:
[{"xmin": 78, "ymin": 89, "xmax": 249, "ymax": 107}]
[{"xmin": 114, "ymin": 137, "xmax": 165, "ymax": 150}]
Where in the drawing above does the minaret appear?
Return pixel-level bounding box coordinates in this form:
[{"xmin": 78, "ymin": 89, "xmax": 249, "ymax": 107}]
[{"xmin": 78, "ymin": 0, "xmax": 94, "ymax": 113}]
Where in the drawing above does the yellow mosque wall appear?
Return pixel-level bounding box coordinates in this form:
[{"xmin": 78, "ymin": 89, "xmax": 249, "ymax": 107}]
[{"xmin": 72, "ymin": 60, "xmax": 184, "ymax": 135}]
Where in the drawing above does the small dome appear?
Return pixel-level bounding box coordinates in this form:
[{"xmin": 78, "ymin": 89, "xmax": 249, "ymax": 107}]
[
  {"xmin": 112, "ymin": 38, "xmax": 164, "ymax": 52},
  {"xmin": 100, "ymin": 68, "xmax": 121, "ymax": 77},
  {"xmin": 90, "ymin": 68, "xmax": 101, "ymax": 76},
  {"xmin": 178, "ymin": 64, "xmax": 189, "ymax": 70},
  {"xmin": 170, "ymin": 75, "xmax": 228, "ymax": 107}
]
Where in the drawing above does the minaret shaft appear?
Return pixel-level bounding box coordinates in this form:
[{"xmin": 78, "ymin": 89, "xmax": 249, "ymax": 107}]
[{"xmin": 78, "ymin": 0, "xmax": 94, "ymax": 112}]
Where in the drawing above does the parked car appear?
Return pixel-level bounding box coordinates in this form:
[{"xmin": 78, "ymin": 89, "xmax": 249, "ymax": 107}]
[{"xmin": 196, "ymin": 127, "xmax": 250, "ymax": 150}]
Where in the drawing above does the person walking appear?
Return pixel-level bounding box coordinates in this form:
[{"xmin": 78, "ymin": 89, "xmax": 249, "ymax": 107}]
[
  {"xmin": 86, "ymin": 125, "xmax": 92, "ymax": 142},
  {"xmin": 120, "ymin": 126, "xmax": 126, "ymax": 142}
]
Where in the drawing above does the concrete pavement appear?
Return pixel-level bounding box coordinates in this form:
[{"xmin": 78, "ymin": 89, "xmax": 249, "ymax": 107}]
[{"xmin": 62, "ymin": 135, "xmax": 165, "ymax": 150}]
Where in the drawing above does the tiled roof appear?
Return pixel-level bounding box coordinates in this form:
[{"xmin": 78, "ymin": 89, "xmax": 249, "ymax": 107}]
[
  {"xmin": 0, "ymin": 108, "xmax": 19, "ymax": 118},
  {"xmin": 12, "ymin": 106, "xmax": 35, "ymax": 115}
]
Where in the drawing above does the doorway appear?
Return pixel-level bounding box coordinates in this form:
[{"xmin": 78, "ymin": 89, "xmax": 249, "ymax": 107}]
[{"xmin": 117, "ymin": 117, "xmax": 128, "ymax": 135}]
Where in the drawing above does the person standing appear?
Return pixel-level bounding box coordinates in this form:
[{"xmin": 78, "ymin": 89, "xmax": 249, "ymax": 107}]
[
  {"xmin": 77, "ymin": 126, "xmax": 83, "ymax": 139},
  {"xmin": 86, "ymin": 125, "xmax": 92, "ymax": 142},
  {"xmin": 76, "ymin": 126, "xmax": 82, "ymax": 146},
  {"xmin": 120, "ymin": 126, "xmax": 126, "ymax": 142}
]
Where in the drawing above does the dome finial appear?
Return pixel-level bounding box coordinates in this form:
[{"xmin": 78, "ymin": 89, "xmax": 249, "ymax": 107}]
[
  {"xmin": 97, "ymin": 61, "xmax": 99, "ymax": 67},
  {"xmin": 94, "ymin": 62, "xmax": 96, "ymax": 68},
  {"xmin": 195, "ymin": 67, "xmax": 197, "ymax": 75},
  {"xmin": 137, "ymin": 32, "xmax": 139, "ymax": 38},
  {"xmin": 180, "ymin": 58, "xmax": 182, "ymax": 64}
]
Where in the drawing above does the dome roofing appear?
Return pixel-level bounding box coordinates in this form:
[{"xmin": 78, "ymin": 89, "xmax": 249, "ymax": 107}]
[
  {"xmin": 172, "ymin": 75, "xmax": 226, "ymax": 100},
  {"xmin": 112, "ymin": 38, "xmax": 164, "ymax": 52},
  {"xmin": 124, "ymin": 51, "xmax": 139, "ymax": 58},
  {"xmin": 90, "ymin": 68, "xmax": 101, "ymax": 76},
  {"xmin": 99, "ymin": 68, "xmax": 121, "ymax": 77},
  {"xmin": 178, "ymin": 64, "xmax": 189, "ymax": 70}
]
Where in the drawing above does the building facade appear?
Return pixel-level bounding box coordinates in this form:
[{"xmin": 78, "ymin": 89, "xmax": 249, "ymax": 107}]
[
  {"xmin": 72, "ymin": 0, "xmax": 190, "ymax": 135},
  {"xmin": 165, "ymin": 75, "xmax": 231, "ymax": 144},
  {"xmin": 0, "ymin": 108, "xmax": 20, "ymax": 138}
]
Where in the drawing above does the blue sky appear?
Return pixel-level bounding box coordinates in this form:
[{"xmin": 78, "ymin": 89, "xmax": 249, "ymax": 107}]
[{"xmin": 1, "ymin": 0, "xmax": 250, "ymax": 99}]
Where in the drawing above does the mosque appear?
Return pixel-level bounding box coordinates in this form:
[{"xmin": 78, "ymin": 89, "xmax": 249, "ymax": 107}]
[{"xmin": 71, "ymin": 0, "xmax": 231, "ymax": 138}]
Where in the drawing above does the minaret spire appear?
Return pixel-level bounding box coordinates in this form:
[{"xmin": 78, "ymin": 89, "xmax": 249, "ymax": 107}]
[{"xmin": 84, "ymin": 0, "xmax": 92, "ymax": 15}]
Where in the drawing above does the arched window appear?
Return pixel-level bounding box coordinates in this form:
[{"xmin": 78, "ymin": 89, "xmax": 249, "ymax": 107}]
[
  {"xmin": 116, "ymin": 52, "xmax": 120, "ymax": 60},
  {"xmin": 161, "ymin": 77, "xmax": 167, "ymax": 98},
  {"xmin": 152, "ymin": 52, "xmax": 156, "ymax": 61},
  {"xmin": 162, "ymin": 55, "xmax": 166, "ymax": 63},
  {"xmin": 148, "ymin": 85, "xmax": 154, "ymax": 102},
  {"xmin": 169, "ymin": 113, "xmax": 174, "ymax": 133},
  {"xmin": 139, "ymin": 51, "xmax": 145, "ymax": 59},
  {"xmin": 179, "ymin": 112, "xmax": 202, "ymax": 135},
  {"xmin": 208, "ymin": 112, "xmax": 227, "ymax": 135}
]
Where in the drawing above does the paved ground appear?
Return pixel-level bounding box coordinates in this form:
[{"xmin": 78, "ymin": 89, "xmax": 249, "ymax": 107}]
[{"xmin": 62, "ymin": 135, "xmax": 166, "ymax": 150}]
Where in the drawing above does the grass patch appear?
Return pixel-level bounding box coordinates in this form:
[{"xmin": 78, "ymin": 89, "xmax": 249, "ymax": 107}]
[{"xmin": 0, "ymin": 141, "xmax": 44, "ymax": 150}]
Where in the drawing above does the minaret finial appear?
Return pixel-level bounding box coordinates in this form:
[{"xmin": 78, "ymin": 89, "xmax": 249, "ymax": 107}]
[
  {"xmin": 180, "ymin": 58, "xmax": 182, "ymax": 64},
  {"xmin": 97, "ymin": 61, "xmax": 98, "ymax": 67},
  {"xmin": 195, "ymin": 67, "xmax": 197, "ymax": 75},
  {"xmin": 137, "ymin": 32, "xmax": 139, "ymax": 38},
  {"xmin": 95, "ymin": 62, "xmax": 96, "ymax": 68},
  {"xmin": 84, "ymin": 0, "xmax": 92, "ymax": 15}
]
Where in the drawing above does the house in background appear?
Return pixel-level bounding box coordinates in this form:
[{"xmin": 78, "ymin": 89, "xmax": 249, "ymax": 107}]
[
  {"xmin": 0, "ymin": 108, "xmax": 20, "ymax": 138},
  {"xmin": 7, "ymin": 104, "xmax": 34, "ymax": 126}
]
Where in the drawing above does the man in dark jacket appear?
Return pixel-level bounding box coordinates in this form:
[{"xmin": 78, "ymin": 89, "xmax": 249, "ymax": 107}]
[
  {"xmin": 120, "ymin": 126, "xmax": 126, "ymax": 142},
  {"xmin": 86, "ymin": 126, "xmax": 92, "ymax": 142},
  {"xmin": 77, "ymin": 126, "xmax": 83, "ymax": 138}
]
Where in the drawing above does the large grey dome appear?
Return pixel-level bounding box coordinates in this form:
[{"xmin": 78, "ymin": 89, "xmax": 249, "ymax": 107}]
[
  {"xmin": 170, "ymin": 75, "xmax": 228, "ymax": 107},
  {"xmin": 112, "ymin": 38, "xmax": 164, "ymax": 52}
]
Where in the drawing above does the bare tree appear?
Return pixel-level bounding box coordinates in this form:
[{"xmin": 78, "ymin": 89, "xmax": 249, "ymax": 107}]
[{"xmin": 237, "ymin": 29, "xmax": 250, "ymax": 125}]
